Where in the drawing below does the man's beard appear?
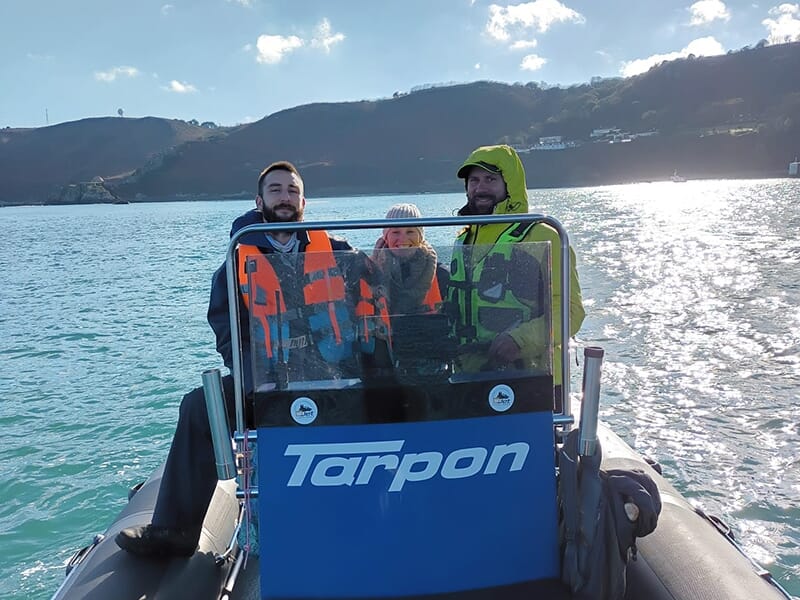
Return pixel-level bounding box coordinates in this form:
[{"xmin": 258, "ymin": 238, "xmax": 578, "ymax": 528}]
[
  {"xmin": 262, "ymin": 203, "xmax": 304, "ymax": 223},
  {"xmin": 459, "ymin": 192, "xmax": 504, "ymax": 216}
]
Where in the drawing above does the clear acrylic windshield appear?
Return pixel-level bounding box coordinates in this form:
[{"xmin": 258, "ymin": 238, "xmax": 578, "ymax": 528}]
[{"xmin": 243, "ymin": 241, "xmax": 552, "ymax": 392}]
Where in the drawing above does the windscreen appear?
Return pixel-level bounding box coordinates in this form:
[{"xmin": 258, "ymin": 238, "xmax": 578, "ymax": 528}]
[{"xmin": 241, "ymin": 240, "xmax": 552, "ymax": 393}]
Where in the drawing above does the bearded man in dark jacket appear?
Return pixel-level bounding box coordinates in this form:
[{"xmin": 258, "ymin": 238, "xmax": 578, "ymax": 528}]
[{"xmin": 116, "ymin": 161, "xmax": 383, "ymax": 557}]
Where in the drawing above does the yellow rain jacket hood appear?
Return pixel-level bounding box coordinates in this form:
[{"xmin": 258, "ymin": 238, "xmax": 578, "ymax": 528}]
[{"xmin": 457, "ymin": 144, "xmax": 528, "ymax": 246}]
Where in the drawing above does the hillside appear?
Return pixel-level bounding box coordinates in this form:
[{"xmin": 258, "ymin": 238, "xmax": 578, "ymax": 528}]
[
  {"xmin": 0, "ymin": 117, "xmax": 227, "ymax": 205},
  {"xmin": 2, "ymin": 41, "xmax": 800, "ymax": 206}
]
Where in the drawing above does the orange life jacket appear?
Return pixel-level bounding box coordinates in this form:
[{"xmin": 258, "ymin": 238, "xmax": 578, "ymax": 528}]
[
  {"xmin": 421, "ymin": 273, "xmax": 443, "ymax": 314},
  {"xmin": 237, "ymin": 230, "xmax": 389, "ymax": 364},
  {"xmin": 356, "ymin": 280, "xmax": 391, "ymax": 344}
]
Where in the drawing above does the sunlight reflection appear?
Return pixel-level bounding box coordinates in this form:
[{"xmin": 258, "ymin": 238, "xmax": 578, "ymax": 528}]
[{"xmin": 565, "ymin": 179, "xmax": 800, "ymax": 583}]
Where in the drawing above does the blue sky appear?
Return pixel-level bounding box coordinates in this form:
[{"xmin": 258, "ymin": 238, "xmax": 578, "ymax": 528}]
[{"xmin": 2, "ymin": 0, "xmax": 799, "ymax": 128}]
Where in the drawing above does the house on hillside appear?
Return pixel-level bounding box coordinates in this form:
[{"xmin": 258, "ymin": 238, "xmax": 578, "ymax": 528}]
[
  {"xmin": 535, "ymin": 136, "xmax": 567, "ymax": 150},
  {"xmin": 514, "ymin": 135, "xmax": 580, "ymax": 152},
  {"xmin": 590, "ymin": 127, "xmax": 658, "ymax": 144},
  {"xmin": 590, "ymin": 127, "xmax": 620, "ymax": 141}
]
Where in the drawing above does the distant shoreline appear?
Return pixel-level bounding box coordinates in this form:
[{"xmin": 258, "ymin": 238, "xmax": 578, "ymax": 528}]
[{"xmin": 3, "ymin": 173, "xmax": 796, "ymax": 208}]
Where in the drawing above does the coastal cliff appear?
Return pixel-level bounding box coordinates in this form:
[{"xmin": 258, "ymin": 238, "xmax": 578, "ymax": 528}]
[{"xmin": 47, "ymin": 180, "xmax": 123, "ymax": 205}]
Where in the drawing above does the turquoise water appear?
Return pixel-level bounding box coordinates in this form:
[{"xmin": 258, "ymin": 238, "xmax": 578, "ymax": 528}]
[{"xmin": 1, "ymin": 181, "xmax": 799, "ymax": 598}]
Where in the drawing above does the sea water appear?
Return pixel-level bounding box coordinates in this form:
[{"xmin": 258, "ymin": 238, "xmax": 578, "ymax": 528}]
[{"xmin": 1, "ymin": 180, "xmax": 798, "ymax": 598}]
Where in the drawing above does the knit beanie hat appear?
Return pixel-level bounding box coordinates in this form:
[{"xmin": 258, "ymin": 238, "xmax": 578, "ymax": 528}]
[{"xmin": 384, "ymin": 203, "xmax": 423, "ymax": 239}]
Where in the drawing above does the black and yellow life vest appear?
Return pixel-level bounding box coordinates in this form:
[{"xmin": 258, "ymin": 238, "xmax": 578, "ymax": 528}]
[{"xmin": 448, "ymin": 222, "xmax": 542, "ymax": 345}]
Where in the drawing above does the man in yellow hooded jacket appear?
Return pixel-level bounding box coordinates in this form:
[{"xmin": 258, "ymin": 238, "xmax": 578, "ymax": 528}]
[{"xmin": 450, "ymin": 144, "xmax": 585, "ymax": 406}]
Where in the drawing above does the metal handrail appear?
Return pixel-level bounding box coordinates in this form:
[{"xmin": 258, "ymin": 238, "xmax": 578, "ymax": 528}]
[{"xmin": 224, "ymin": 213, "xmax": 573, "ymax": 434}]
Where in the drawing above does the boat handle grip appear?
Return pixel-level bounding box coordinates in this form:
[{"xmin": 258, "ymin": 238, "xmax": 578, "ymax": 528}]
[
  {"xmin": 202, "ymin": 368, "xmax": 237, "ymax": 480},
  {"xmin": 579, "ymin": 346, "xmax": 604, "ymax": 456}
]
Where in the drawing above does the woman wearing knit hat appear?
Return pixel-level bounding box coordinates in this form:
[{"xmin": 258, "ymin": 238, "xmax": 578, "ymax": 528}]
[{"xmin": 373, "ymin": 203, "xmax": 445, "ymax": 315}]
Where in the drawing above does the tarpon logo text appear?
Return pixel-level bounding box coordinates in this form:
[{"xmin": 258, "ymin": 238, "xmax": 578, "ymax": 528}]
[{"xmin": 284, "ymin": 440, "xmax": 530, "ymax": 492}]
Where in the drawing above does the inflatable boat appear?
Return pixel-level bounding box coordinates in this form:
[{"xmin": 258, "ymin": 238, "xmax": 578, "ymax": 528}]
[{"xmin": 50, "ymin": 214, "xmax": 794, "ymax": 600}]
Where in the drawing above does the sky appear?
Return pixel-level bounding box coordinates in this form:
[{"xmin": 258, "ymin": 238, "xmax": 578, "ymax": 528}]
[{"xmin": 2, "ymin": 0, "xmax": 800, "ymax": 129}]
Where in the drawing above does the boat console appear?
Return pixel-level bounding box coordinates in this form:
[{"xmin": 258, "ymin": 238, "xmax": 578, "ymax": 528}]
[{"xmin": 217, "ymin": 216, "xmax": 574, "ymax": 599}]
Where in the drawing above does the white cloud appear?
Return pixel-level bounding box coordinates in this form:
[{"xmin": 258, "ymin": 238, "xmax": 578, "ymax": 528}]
[
  {"xmin": 227, "ymin": 0, "xmax": 253, "ymax": 7},
  {"xmin": 253, "ymin": 20, "xmax": 343, "ymax": 64},
  {"xmin": 511, "ymin": 39, "xmax": 538, "ymax": 50},
  {"xmin": 689, "ymin": 0, "xmax": 731, "ymax": 25},
  {"xmin": 94, "ymin": 66, "xmax": 140, "ymax": 82},
  {"xmin": 311, "ymin": 18, "xmax": 345, "ymax": 53},
  {"xmin": 684, "ymin": 36, "xmax": 726, "ymax": 54},
  {"xmin": 161, "ymin": 4, "xmax": 174, "ymax": 16},
  {"xmin": 255, "ymin": 34, "xmax": 304, "ymax": 64},
  {"xmin": 164, "ymin": 80, "xmax": 197, "ymax": 93},
  {"xmin": 762, "ymin": 3, "xmax": 800, "ymax": 44},
  {"xmin": 474, "ymin": 62, "xmax": 481, "ymax": 69},
  {"xmin": 486, "ymin": 0, "xmax": 584, "ymax": 41},
  {"xmin": 521, "ymin": 53, "xmax": 547, "ymax": 70},
  {"xmin": 27, "ymin": 52, "xmax": 54, "ymax": 61},
  {"xmin": 620, "ymin": 36, "xmax": 725, "ymax": 77},
  {"xmin": 595, "ymin": 49, "xmax": 612, "ymax": 61}
]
